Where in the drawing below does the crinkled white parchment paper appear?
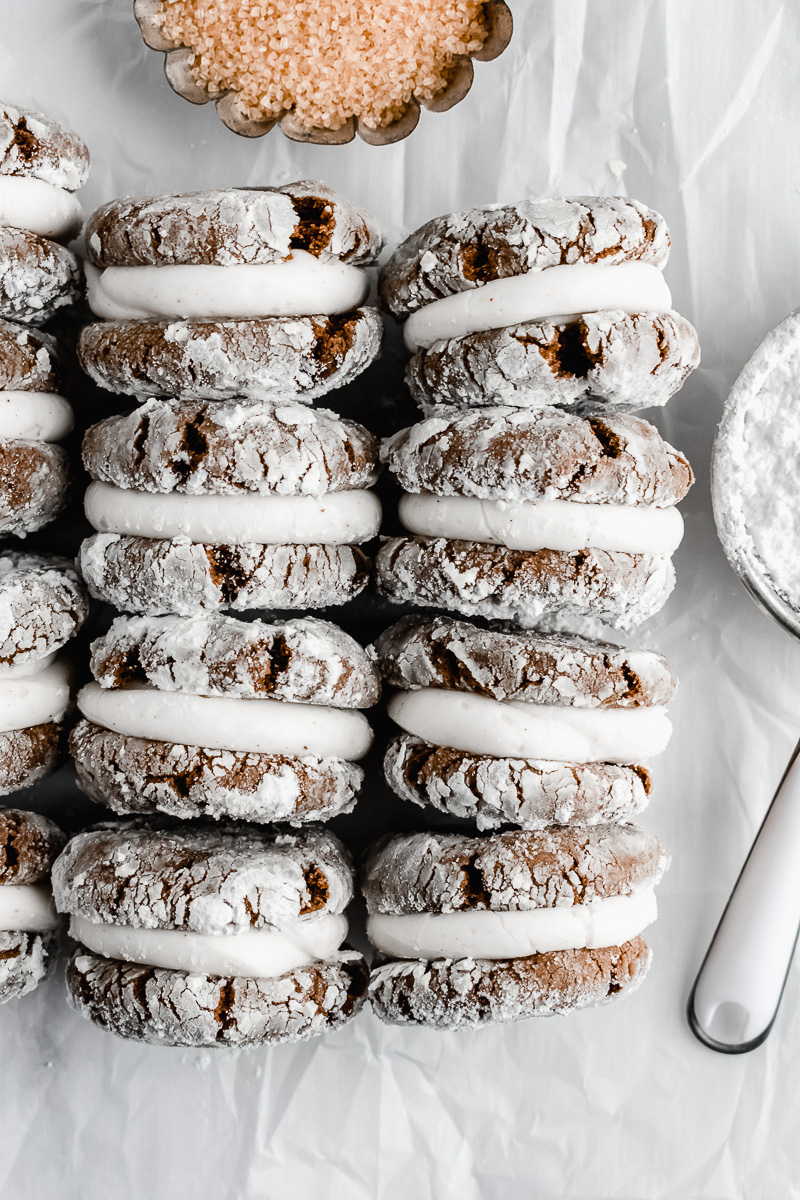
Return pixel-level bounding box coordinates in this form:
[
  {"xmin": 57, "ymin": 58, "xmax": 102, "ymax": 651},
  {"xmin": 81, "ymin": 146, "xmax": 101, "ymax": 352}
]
[{"xmin": 3, "ymin": 2, "xmax": 800, "ymax": 1196}]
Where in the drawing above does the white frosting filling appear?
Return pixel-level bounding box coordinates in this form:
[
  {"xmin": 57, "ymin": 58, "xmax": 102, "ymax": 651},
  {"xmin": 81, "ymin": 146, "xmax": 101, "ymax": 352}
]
[
  {"xmin": 0, "ymin": 658, "xmax": 71, "ymax": 732},
  {"xmin": 404, "ymin": 261, "xmax": 673, "ymax": 351},
  {"xmin": 84, "ymin": 481, "xmax": 382, "ymax": 547},
  {"xmin": 398, "ymin": 493, "xmax": 684, "ymax": 555},
  {"xmin": 0, "ymin": 650, "xmax": 59, "ymax": 680},
  {"xmin": 85, "ymin": 250, "xmax": 370, "ymax": 321},
  {"xmin": 78, "ymin": 681, "xmax": 373, "ymax": 760},
  {"xmin": 0, "ymin": 391, "xmax": 74, "ymax": 442},
  {"xmin": 0, "ymin": 883, "xmax": 60, "ymax": 933},
  {"xmin": 367, "ymin": 887, "xmax": 657, "ymax": 959},
  {"xmin": 387, "ymin": 688, "xmax": 671, "ymax": 763},
  {"xmin": 0, "ymin": 176, "xmax": 83, "ymax": 241},
  {"xmin": 70, "ymin": 912, "xmax": 348, "ymax": 978}
]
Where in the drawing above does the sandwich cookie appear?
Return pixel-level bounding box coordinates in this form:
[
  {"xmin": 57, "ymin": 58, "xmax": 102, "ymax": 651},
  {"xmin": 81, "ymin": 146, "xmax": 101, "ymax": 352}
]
[
  {"xmin": 54, "ymin": 821, "xmax": 368, "ymax": 1046},
  {"xmin": 79, "ymin": 182, "xmax": 384, "ymax": 403},
  {"xmin": 379, "ymin": 196, "xmax": 699, "ymax": 414},
  {"xmin": 70, "ymin": 611, "xmax": 380, "ymax": 825},
  {"xmin": 376, "ymin": 614, "xmax": 675, "ymax": 829},
  {"xmin": 0, "ymin": 101, "xmax": 89, "ymax": 239},
  {"xmin": 0, "ymin": 320, "xmax": 72, "ymax": 536},
  {"xmin": 0, "ymin": 103, "xmax": 88, "ymax": 325},
  {"xmin": 0, "ymin": 553, "xmax": 88, "ymax": 794},
  {"xmin": 364, "ymin": 824, "xmax": 669, "ymax": 1029},
  {"xmin": 79, "ymin": 398, "xmax": 382, "ymax": 615},
  {"xmin": 377, "ymin": 406, "xmax": 693, "ymax": 631},
  {"xmin": 0, "ymin": 807, "xmax": 65, "ymax": 1003}
]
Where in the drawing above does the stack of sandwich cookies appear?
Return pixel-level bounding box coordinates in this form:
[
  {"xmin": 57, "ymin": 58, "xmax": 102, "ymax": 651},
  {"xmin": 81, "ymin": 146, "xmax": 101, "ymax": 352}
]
[
  {"xmin": 79, "ymin": 183, "xmax": 383, "ymax": 404},
  {"xmin": 377, "ymin": 406, "xmax": 692, "ymax": 631},
  {"xmin": 53, "ymin": 821, "xmax": 368, "ymax": 1046},
  {"xmin": 0, "ymin": 102, "xmax": 86, "ymax": 325},
  {"xmin": 0, "ymin": 807, "xmax": 65, "ymax": 1003},
  {"xmin": 0, "ymin": 554, "xmax": 88, "ymax": 794},
  {"xmin": 70, "ymin": 612, "xmax": 380, "ymax": 824},
  {"xmin": 364, "ymin": 824, "xmax": 669, "ymax": 1028},
  {"xmin": 0, "ymin": 320, "xmax": 72, "ymax": 536},
  {"xmin": 79, "ymin": 398, "xmax": 381, "ymax": 615},
  {"xmin": 376, "ymin": 614, "xmax": 675, "ymax": 830},
  {"xmin": 379, "ymin": 195, "xmax": 699, "ymax": 414}
]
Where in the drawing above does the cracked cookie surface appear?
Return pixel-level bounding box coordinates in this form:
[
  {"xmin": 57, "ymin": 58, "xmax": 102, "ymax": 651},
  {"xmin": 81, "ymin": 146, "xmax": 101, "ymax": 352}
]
[
  {"xmin": 407, "ymin": 310, "xmax": 700, "ymax": 414},
  {"xmin": 86, "ymin": 182, "xmax": 383, "ymax": 268},
  {"xmin": 379, "ymin": 196, "xmax": 669, "ymax": 317},
  {"xmin": 83, "ymin": 397, "xmax": 378, "ymax": 496},
  {"xmin": 78, "ymin": 309, "xmax": 383, "ymax": 402}
]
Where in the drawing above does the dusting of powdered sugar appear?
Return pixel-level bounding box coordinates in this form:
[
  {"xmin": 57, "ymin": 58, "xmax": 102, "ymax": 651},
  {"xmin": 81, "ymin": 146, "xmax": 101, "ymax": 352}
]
[{"xmin": 714, "ymin": 309, "xmax": 800, "ymax": 616}]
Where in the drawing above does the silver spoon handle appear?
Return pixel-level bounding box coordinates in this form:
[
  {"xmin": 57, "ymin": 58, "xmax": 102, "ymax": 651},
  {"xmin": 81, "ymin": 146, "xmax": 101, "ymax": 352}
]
[{"xmin": 688, "ymin": 737, "xmax": 800, "ymax": 1052}]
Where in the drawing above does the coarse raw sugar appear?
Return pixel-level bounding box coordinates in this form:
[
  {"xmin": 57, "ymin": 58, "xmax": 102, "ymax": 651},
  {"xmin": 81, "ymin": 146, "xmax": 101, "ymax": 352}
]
[{"xmin": 154, "ymin": 0, "xmax": 489, "ymax": 130}]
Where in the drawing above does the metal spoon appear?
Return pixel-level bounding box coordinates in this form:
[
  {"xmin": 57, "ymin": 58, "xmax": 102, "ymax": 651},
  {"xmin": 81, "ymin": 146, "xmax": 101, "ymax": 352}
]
[{"xmin": 688, "ymin": 309, "xmax": 800, "ymax": 1053}]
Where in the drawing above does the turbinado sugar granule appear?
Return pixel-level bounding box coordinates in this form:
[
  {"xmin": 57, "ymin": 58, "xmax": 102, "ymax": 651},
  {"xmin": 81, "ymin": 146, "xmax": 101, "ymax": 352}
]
[{"xmin": 155, "ymin": 0, "xmax": 489, "ymax": 130}]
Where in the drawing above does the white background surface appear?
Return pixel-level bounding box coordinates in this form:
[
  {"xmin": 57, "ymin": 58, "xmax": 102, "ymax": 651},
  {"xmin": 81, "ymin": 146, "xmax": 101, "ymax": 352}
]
[{"xmin": 3, "ymin": 2, "xmax": 800, "ymax": 1196}]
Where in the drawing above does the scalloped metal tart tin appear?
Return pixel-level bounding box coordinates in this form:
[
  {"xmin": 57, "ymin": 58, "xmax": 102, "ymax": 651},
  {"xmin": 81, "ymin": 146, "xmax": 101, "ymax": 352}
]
[{"xmin": 133, "ymin": 0, "xmax": 513, "ymax": 145}]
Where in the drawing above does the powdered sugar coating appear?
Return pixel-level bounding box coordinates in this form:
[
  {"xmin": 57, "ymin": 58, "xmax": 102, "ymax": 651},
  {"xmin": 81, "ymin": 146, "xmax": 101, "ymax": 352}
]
[
  {"xmin": 78, "ymin": 310, "xmax": 382, "ymax": 402},
  {"xmin": 363, "ymin": 824, "xmax": 669, "ymax": 915},
  {"xmin": 0, "ymin": 807, "xmax": 65, "ymax": 882},
  {"xmin": 79, "ymin": 534, "xmax": 370, "ymax": 616},
  {"xmin": 713, "ymin": 308, "xmax": 800, "ymax": 616},
  {"xmin": 83, "ymin": 397, "xmax": 378, "ymax": 497},
  {"xmin": 54, "ymin": 822, "xmax": 354, "ymax": 933},
  {"xmin": 0, "ymin": 553, "xmax": 88, "ymax": 666},
  {"xmin": 375, "ymin": 537, "xmax": 675, "ymax": 631},
  {"xmin": 0, "ymin": 440, "xmax": 70, "ymax": 537},
  {"xmin": 0, "ymin": 102, "xmax": 89, "ymax": 191},
  {"xmin": 379, "ymin": 196, "xmax": 670, "ymax": 318},
  {"xmin": 0, "ymin": 320, "xmax": 59, "ymax": 391},
  {"xmin": 408, "ymin": 310, "xmax": 700, "ymax": 415},
  {"xmin": 71, "ymin": 719, "xmax": 362, "ymax": 825},
  {"xmin": 374, "ymin": 613, "xmax": 675, "ymax": 707},
  {"xmin": 369, "ymin": 936, "xmax": 651, "ymax": 1027},
  {"xmin": 0, "ymin": 228, "xmax": 82, "ymax": 325},
  {"xmin": 86, "ymin": 182, "xmax": 383, "ymax": 268},
  {"xmin": 383, "ymin": 407, "xmax": 692, "ymax": 506},
  {"xmin": 384, "ymin": 734, "xmax": 650, "ymax": 830},
  {"xmin": 0, "ymin": 930, "xmax": 58, "ymax": 1004},
  {"xmin": 66, "ymin": 951, "xmax": 368, "ymax": 1046},
  {"xmin": 0, "ymin": 724, "xmax": 63, "ymax": 796},
  {"xmin": 90, "ymin": 612, "xmax": 380, "ymax": 708}
]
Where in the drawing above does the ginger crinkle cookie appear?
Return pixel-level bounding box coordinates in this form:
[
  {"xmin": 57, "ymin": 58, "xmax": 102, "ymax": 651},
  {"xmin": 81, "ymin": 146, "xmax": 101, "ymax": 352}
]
[
  {"xmin": 364, "ymin": 823, "xmax": 669, "ymax": 1028},
  {"xmin": 53, "ymin": 821, "xmax": 368, "ymax": 1046},
  {"xmin": 0, "ymin": 320, "xmax": 74, "ymax": 536},
  {"xmin": 0, "ymin": 807, "xmax": 65, "ymax": 1004},
  {"xmin": 0, "ymin": 553, "xmax": 88, "ymax": 795},
  {"xmin": 379, "ymin": 195, "xmax": 699, "ymax": 414},
  {"xmin": 377, "ymin": 405, "xmax": 693, "ymax": 632},
  {"xmin": 374, "ymin": 614, "xmax": 675, "ymax": 830},
  {"xmin": 70, "ymin": 611, "xmax": 380, "ymax": 825},
  {"xmin": 79, "ymin": 398, "xmax": 382, "ymax": 615},
  {"xmin": 0, "ymin": 102, "xmax": 88, "ymax": 325},
  {"xmin": 79, "ymin": 182, "xmax": 384, "ymax": 403}
]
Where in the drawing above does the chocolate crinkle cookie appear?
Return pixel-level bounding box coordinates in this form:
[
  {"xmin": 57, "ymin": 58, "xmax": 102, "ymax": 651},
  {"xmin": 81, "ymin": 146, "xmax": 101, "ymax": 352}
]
[
  {"xmin": 379, "ymin": 194, "xmax": 698, "ymax": 414},
  {"xmin": 364, "ymin": 825, "xmax": 669, "ymax": 1029},
  {"xmin": 78, "ymin": 310, "xmax": 383, "ymax": 403},
  {"xmin": 0, "ymin": 807, "xmax": 65, "ymax": 1004},
  {"xmin": 85, "ymin": 182, "xmax": 384, "ymax": 269},
  {"xmin": 378, "ymin": 196, "xmax": 670, "ymax": 316},
  {"xmin": 72, "ymin": 611, "xmax": 378, "ymax": 826},
  {"xmin": 377, "ymin": 405, "xmax": 691, "ymax": 633},
  {"xmin": 374, "ymin": 614, "xmax": 674, "ymax": 830},
  {"xmin": 406, "ymin": 310, "xmax": 700, "ymax": 416},
  {"xmin": 54, "ymin": 821, "xmax": 368, "ymax": 1046},
  {"xmin": 0, "ymin": 554, "xmax": 87, "ymax": 794}
]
